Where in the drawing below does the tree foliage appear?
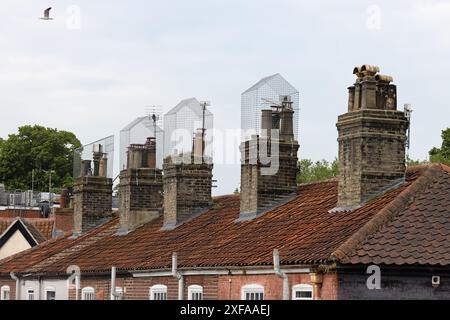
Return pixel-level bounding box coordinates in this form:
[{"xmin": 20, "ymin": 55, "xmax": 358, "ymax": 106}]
[
  {"xmin": 0, "ymin": 125, "xmax": 81, "ymax": 191},
  {"xmin": 429, "ymin": 128, "xmax": 450, "ymax": 166},
  {"xmin": 297, "ymin": 158, "xmax": 338, "ymax": 184}
]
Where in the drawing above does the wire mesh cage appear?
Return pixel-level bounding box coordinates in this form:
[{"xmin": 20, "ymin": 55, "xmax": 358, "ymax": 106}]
[
  {"xmin": 120, "ymin": 116, "xmax": 164, "ymax": 170},
  {"xmin": 241, "ymin": 73, "xmax": 299, "ymax": 141},
  {"xmin": 163, "ymin": 98, "xmax": 213, "ymax": 158},
  {"xmin": 73, "ymin": 135, "xmax": 115, "ymax": 179}
]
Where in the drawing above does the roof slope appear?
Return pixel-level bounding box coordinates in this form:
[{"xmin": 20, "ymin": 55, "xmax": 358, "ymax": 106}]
[
  {"xmin": 0, "ymin": 218, "xmax": 54, "ymax": 243},
  {"xmin": 0, "ymin": 165, "xmax": 448, "ymax": 275},
  {"xmin": 334, "ymin": 164, "xmax": 450, "ymax": 266}
]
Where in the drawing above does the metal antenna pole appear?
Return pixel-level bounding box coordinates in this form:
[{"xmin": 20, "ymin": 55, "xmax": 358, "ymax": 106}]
[
  {"xmin": 404, "ymin": 104, "xmax": 413, "ymax": 165},
  {"xmin": 202, "ymin": 103, "xmax": 206, "ymax": 163}
]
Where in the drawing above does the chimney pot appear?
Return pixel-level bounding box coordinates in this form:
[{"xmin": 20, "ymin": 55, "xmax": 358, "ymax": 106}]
[{"xmin": 335, "ymin": 66, "xmax": 408, "ymax": 210}]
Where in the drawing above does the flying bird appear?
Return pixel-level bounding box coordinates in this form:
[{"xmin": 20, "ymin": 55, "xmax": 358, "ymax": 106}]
[{"xmin": 40, "ymin": 7, "xmax": 53, "ymax": 20}]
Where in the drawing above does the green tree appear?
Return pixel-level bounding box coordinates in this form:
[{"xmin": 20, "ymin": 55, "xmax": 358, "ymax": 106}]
[
  {"xmin": 296, "ymin": 158, "xmax": 338, "ymax": 184},
  {"xmin": 406, "ymin": 156, "xmax": 428, "ymax": 166},
  {"xmin": 429, "ymin": 128, "xmax": 450, "ymax": 166},
  {"xmin": 0, "ymin": 125, "xmax": 81, "ymax": 191}
]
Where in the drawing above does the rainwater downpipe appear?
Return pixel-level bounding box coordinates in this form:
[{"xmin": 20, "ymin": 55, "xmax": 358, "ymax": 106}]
[
  {"xmin": 111, "ymin": 266, "xmax": 121, "ymax": 300},
  {"xmin": 172, "ymin": 252, "xmax": 184, "ymax": 300},
  {"xmin": 10, "ymin": 272, "xmax": 20, "ymax": 300},
  {"xmin": 273, "ymin": 249, "xmax": 289, "ymax": 300}
]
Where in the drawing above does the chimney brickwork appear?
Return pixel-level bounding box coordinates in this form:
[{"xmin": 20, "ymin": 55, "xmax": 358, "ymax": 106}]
[
  {"xmin": 162, "ymin": 155, "xmax": 213, "ymax": 229},
  {"xmin": 118, "ymin": 138, "xmax": 163, "ymax": 234},
  {"xmin": 73, "ymin": 175, "xmax": 113, "ymax": 234},
  {"xmin": 240, "ymin": 97, "xmax": 299, "ymax": 219},
  {"xmin": 336, "ymin": 65, "xmax": 409, "ymax": 209}
]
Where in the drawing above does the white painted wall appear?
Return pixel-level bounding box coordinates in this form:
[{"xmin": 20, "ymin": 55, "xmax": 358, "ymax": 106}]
[
  {"xmin": 0, "ymin": 230, "xmax": 32, "ymax": 260},
  {"xmin": 20, "ymin": 279, "xmax": 68, "ymax": 300}
]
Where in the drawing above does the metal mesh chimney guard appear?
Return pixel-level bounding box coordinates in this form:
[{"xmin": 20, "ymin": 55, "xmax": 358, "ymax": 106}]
[
  {"xmin": 335, "ymin": 65, "xmax": 409, "ymax": 210},
  {"xmin": 239, "ymin": 96, "xmax": 299, "ymax": 220},
  {"xmin": 73, "ymin": 144, "xmax": 113, "ymax": 235},
  {"xmin": 118, "ymin": 137, "xmax": 163, "ymax": 234}
]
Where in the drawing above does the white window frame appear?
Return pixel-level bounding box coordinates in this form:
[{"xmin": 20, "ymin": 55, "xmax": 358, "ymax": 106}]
[
  {"xmin": 45, "ymin": 286, "xmax": 56, "ymax": 300},
  {"xmin": 81, "ymin": 287, "xmax": 95, "ymax": 300},
  {"xmin": 1, "ymin": 285, "xmax": 10, "ymax": 301},
  {"xmin": 241, "ymin": 284, "xmax": 264, "ymax": 300},
  {"xmin": 188, "ymin": 285, "xmax": 203, "ymax": 300},
  {"xmin": 27, "ymin": 288, "xmax": 35, "ymax": 301},
  {"xmin": 292, "ymin": 284, "xmax": 314, "ymax": 300},
  {"xmin": 149, "ymin": 284, "xmax": 167, "ymax": 300}
]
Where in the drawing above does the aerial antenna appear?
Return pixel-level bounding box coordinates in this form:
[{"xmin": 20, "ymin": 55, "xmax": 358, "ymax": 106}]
[
  {"xmin": 404, "ymin": 103, "xmax": 413, "ymax": 162},
  {"xmin": 144, "ymin": 105, "xmax": 163, "ymax": 137},
  {"xmin": 199, "ymin": 101, "xmax": 211, "ymax": 162},
  {"xmin": 261, "ymin": 95, "xmax": 293, "ymax": 111}
]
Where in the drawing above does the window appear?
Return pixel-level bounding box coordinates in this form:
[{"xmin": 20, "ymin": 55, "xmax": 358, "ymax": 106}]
[
  {"xmin": 149, "ymin": 284, "xmax": 167, "ymax": 300},
  {"xmin": 188, "ymin": 285, "xmax": 203, "ymax": 300},
  {"xmin": 45, "ymin": 286, "xmax": 56, "ymax": 300},
  {"xmin": 292, "ymin": 284, "xmax": 313, "ymax": 300},
  {"xmin": 241, "ymin": 284, "xmax": 264, "ymax": 300},
  {"xmin": 1, "ymin": 285, "xmax": 10, "ymax": 300},
  {"xmin": 27, "ymin": 288, "xmax": 35, "ymax": 301},
  {"xmin": 82, "ymin": 287, "xmax": 95, "ymax": 300}
]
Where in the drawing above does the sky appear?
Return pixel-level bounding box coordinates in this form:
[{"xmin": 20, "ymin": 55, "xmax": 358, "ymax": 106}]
[{"xmin": 0, "ymin": 0, "xmax": 449, "ymax": 195}]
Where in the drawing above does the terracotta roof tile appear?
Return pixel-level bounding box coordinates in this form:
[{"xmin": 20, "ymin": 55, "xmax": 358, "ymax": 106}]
[
  {"xmin": 339, "ymin": 164, "xmax": 450, "ymax": 266},
  {"xmin": 0, "ymin": 218, "xmax": 54, "ymax": 242},
  {"xmin": 0, "ymin": 165, "xmax": 448, "ymax": 274}
]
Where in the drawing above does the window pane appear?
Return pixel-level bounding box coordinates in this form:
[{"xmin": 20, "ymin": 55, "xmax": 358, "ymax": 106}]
[
  {"xmin": 296, "ymin": 291, "xmax": 312, "ymax": 298},
  {"xmin": 46, "ymin": 291, "xmax": 56, "ymax": 300},
  {"xmin": 191, "ymin": 292, "xmax": 202, "ymax": 300},
  {"xmin": 153, "ymin": 291, "xmax": 167, "ymax": 300},
  {"xmin": 2, "ymin": 290, "xmax": 10, "ymax": 300}
]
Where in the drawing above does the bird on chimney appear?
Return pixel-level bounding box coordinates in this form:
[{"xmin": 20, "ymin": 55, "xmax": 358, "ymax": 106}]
[{"xmin": 40, "ymin": 7, "xmax": 53, "ymax": 20}]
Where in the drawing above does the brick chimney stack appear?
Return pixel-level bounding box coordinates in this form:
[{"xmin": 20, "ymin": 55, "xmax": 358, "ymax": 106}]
[
  {"xmin": 162, "ymin": 131, "xmax": 213, "ymax": 230},
  {"xmin": 73, "ymin": 144, "xmax": 113, "ymax": 235},
  {"xmin": 335, "ymin": 65, "xmax": 409, "ymax": 210},
  {"xmin": 239, "ymin": 97, "xmax": 299, "ymax": 220},
  {"xmin": 118, "ymin": 138, "xmax": 163, "ymax": 234}
]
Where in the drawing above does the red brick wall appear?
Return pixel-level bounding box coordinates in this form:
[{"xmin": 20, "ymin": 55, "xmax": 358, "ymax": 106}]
[
  {"xmin": 0, "ymin": 209, "xmax": 41, "ymax": 218},
  {"xmin": 217, "ymin": 273, "xmax": 338, "ymax": 300},
  {"xmin": 0, "ymin": 278, "xmax": 17, "ymax": 300},
  {"xmin": 1, "ymin": 272, "xmax": 338, "ymax": 300},
  {"xmin": 54, "ymin": 208, "xmax": 74, "ymax": 234},
  {"xmin": 321, "ymin": 272, "xmax": 338, "ymax": 300}
]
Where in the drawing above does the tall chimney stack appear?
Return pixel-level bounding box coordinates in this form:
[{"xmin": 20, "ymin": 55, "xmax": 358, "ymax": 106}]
[
  {"xmin": 239, "ymin": 97, "xmax": 299, "ymax": 220},
  {"xmin": 73, "ymin": 144, "xmax": 113, "ymax": 235},
  {"xmin": 162, "ymin": 131, "xmax": 213, "ymax": 230},
  {"xmin": 335, "ymin": 65, "xmax": 409, "ymax": 210},
  {"xmin": 118, "ymin": 138, "xmax": 163, "ymax": 234}
]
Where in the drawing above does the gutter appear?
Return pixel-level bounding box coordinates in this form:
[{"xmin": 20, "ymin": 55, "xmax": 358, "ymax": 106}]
[
  {"xmin": 172, "ymin": 252, "xmax": 184, "ymax": 300},
  {"xmin": 273, "ymin": 249, "xmax": 289, "ymax": 300},
  {"xmin": 10, "ymin": 272, "xmax": 20, "ymax": 300}
]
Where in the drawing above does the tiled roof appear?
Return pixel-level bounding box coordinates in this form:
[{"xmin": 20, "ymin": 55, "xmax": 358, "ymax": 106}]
[
  {"xmin": 334, "ymin": 164, "xmax": 450, "ymax": 266},
  {"xmin": 0, "ymin": 165, "xmax": 448, "ymax": 275},
  {"xmin": 0, "ymin": 218, "xmax": 54, "ymax": 243}
]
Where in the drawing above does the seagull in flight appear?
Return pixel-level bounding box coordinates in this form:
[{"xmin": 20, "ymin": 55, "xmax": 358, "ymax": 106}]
[{"xmin": 40, "ymin": 7, "xmax": 53, "ymax": 20}]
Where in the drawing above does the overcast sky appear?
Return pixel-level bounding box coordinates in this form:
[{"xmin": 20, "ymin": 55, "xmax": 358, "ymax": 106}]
[{"xmin": 1, "ymin": 0, "xmax": 449, "ymax": 195}]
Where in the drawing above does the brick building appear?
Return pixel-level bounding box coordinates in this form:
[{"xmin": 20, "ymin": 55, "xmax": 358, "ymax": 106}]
[{"xmin": 0, "ymin": 65, "xmax": 449, "ymax": 300}]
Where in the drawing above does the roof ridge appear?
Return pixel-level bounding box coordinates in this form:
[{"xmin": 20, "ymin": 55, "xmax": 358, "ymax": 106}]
[
  {"xmin": 19, "ymin": 219, "xmax": 43, "ymax": 244},
  {"xmin": 297, "ymin": 178, "xmax": 337, "ymax": 187},
  {"xmin": 330, "ymin": 164, "xmax": 444, "ymax": 263}
]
